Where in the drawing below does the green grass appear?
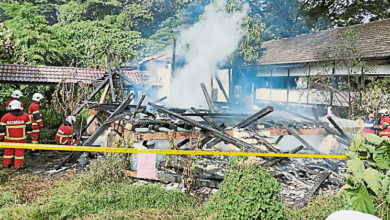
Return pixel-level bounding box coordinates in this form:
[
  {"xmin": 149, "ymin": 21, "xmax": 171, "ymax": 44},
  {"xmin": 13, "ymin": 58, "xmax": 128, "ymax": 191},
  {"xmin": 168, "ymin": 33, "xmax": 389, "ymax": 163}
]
[
  {"xmin": 0, "ymin": 180, "xmax": 193, "ymax": 219},
  {"xmin": 286, "ymin": 196, "xmax": 345, "ymax": 220}
]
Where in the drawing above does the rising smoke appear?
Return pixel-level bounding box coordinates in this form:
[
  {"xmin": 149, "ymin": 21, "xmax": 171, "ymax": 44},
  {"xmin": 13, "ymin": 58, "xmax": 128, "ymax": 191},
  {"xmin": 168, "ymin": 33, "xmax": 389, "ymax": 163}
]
[{"xmin": 167, "ymin": 0, "xmax": 247, "ymax": 108}]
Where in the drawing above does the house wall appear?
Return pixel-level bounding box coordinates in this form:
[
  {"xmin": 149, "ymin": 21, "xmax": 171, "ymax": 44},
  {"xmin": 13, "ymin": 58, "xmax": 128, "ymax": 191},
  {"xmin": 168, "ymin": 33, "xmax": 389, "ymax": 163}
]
[{"xmin": 252, "ymin": 60, "xmax": 390, "ymax": 106}]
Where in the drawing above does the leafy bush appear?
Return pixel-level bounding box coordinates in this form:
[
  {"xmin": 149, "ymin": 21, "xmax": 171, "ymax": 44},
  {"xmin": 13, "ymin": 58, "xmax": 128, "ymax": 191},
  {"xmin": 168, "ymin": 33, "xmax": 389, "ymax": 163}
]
[
  {"xmin": 203, "ymin": 158, "xmax": 286, "ymax": 219},
  {"xmin": 339, "ymin": 134, "xmax": 390, "ymax": 216}
]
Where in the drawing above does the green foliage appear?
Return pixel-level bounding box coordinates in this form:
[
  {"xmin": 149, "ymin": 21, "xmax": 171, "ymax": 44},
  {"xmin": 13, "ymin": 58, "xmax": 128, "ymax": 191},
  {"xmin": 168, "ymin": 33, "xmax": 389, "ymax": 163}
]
[
  {"xmin": 286, "ymin": 196, "xmax": 345, "ymax": 220},
  {"xmin": 203, "ymin": 158, "xmax": 286, "ymax": 219},
  {"xmin": 54, "ymin": 19, "xmax": 143, "ymax": 67},
  {"xmin": 339, "ymin": 134, "xmax": 390, "ymax": 215},
  {"xmin": 0, "ymin": 191, "xmax": 17, "ymax": 207},
  {"xmin": 0, "ymin": 1, "xmax": 65, "ymax": 65},
  {"xmin": 0, "ymin": 153, "xmax": 192, "ymax": 219}
]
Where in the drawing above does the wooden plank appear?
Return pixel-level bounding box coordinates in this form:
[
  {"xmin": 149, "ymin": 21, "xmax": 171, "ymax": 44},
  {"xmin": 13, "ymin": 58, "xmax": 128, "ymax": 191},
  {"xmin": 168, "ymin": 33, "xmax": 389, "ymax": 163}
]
[
  {"xmin": 127, "ymin": 130, "xmax": 234, "ymax": 142},
  {"xmin": 265, "ymin": 128, "xmax": 327, "ymax": 136}
]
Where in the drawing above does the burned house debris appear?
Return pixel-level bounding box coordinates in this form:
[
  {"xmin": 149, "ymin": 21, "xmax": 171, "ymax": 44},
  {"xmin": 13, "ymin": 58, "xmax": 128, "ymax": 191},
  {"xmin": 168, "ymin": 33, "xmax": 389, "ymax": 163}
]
[
  {"xmin": 4, "ymin": 18, "xmax": 386, "ymax": 210},
  {"xmin": 15, "ymin": 59, "xmax": 350, "ymax": 206}
]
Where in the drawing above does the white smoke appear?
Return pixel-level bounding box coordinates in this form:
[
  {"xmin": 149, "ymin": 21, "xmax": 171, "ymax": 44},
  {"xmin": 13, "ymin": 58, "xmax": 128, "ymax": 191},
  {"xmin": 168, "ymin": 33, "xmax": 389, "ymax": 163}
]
[{"xmin": 167, "ymin": 0, "xmax": 247, "ymax": 108}]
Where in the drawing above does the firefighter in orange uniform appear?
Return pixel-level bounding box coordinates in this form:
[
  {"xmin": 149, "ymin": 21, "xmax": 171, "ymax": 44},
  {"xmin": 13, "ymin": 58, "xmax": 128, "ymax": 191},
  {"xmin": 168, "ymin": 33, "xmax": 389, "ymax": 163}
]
[
  {"xmin": 5, "ymin": 90, "xmax": 24, "ymax": 111},
  {"xmin": 374, "ymin": 108, "xmax": 390, "ymax": 138},
  {"xmin": 28, "ymin": 93, "xmax": 44, "ymax": 144},
  {"xmin": 55, "ymin": 116, "xmax": 78, "ymax": 145},
  {"xmin": 0, "ymin": 100, "xmax": 32, "ymax": 169}
]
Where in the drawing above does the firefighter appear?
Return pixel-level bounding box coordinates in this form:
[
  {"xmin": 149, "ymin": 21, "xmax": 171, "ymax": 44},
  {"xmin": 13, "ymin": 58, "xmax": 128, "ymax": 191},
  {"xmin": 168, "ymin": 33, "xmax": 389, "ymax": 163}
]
[
  {"xmin": 0, "ymin": 100, "xmax": 32, "ymax": 169},
  {"xmin": 55, "ymin": 116, "xmax": 78, "ymax": 145},
  {"xmin": 5, "ymin": 90, "xmax": 24, "ymax": 111},
  {"xmin": 28, "ymin": 93, "xmax": 44, "ymax": 144},
  {"xmin": 363, "ymin": 113, "xmax": 377, "ymax": 134},
  {"xmin": 374, "ymin": 108, "xmax": 390, "ymax": 138}
]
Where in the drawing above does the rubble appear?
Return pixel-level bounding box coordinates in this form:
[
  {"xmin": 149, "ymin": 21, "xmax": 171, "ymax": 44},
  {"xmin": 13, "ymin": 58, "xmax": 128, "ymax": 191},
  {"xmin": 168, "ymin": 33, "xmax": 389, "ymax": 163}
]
[{"xmin": 52, "ymin": 65, "xmax": 352, "ymax": 207}]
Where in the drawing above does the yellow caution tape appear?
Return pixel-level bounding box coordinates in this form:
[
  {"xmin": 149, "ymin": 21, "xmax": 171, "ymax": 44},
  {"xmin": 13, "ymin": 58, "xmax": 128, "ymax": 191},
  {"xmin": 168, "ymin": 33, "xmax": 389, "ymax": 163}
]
[{"xmin": 0, "ymin": 142, "xmax": 350, "ymax": 159}]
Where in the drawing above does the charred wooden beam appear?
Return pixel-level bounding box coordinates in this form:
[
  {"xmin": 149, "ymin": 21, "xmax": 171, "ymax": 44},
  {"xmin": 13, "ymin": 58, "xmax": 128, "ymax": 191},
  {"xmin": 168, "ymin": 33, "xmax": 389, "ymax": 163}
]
[
  {"xmin": 191, "ymin": 107, "xmax": 221, "ymax": 130},
  {"xmin": 288, "ymin": 110, "xmax": 350, "ymax": 144},
  {"xmin": 107, "ymin": 62, "xmax": 116, "ymax": 103},
  {"xmin": 72, "ymin": 76, "xmax": 111, "ymax": 116},
  {"xmin": 200, "ymin": 83, "xmax": 217, "ymax": 113},
  {"xmin": 154, "ymin": 96, "xmax": 167, "ymax": 103},
  {"xmin": 149, "ymin": 102, "xmax": 259, "ymax": 152},
  {"xmin": 263, "ymin": 146, "xmax": 304, "ymax": 168},
  {"xmin": 61, "ymin": 94, "xmax": 134, "ymax": 165},
  {"xmin": 298, "ymin": 163, "xmax": 339, "ymax": 208},
  {"xmin": 283, "ymin": 124, "xmax": 337, "ymax": 166},
  {"xmin": 131, "ymin": 94, "xmax": 146, "ymax": 119},
  {"xmin": 327, "ymin": 116, "xmax": 352, "ymax": 141},
  {"xmin": 215, "ymin": 76, "xmax": 229, "ymax": 101},
  {"xmin": 248, "ymin": 129, "xmax": 279, "ymax": 152},
  {"xmin": 235, "ymin": 106, "xmax": 274, "ymax": 128},
  {"xmin": 182, "ymin": 112, "xmax": 249, "ymax": 117},
  {"xmin": 275, "ymin": 135, "xmax": 284, "ymax": 144},
  {"xmin": 80, "ymin": 110, "xmax": 102, "ymax": 137}
]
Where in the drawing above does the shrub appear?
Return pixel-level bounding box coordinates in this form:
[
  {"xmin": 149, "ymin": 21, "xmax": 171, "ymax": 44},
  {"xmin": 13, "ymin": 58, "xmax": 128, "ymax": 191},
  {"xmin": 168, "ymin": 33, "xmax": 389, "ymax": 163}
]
[{"xmin": 203, "ymin": 158, "xmax": 286, "ymax": 219}]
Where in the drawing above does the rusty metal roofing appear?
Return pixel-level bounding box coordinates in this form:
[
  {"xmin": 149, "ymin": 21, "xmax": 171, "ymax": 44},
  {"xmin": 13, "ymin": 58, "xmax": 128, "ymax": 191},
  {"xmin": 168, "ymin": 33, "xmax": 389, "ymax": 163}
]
[
  {"xmin": 258, "ymin": 18, "xmax": 390, "ymax": 65},
  {"xmin": 0, "ymin": 64, "xmax": 147, "ymax": 84}
]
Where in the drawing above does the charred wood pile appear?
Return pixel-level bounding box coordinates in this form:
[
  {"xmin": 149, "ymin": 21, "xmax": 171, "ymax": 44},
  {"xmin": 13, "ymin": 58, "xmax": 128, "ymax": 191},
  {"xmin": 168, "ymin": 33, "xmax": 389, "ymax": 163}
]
[{"xmin": 58, "ymin": 65, "xmax": 352, "ymax": 207}]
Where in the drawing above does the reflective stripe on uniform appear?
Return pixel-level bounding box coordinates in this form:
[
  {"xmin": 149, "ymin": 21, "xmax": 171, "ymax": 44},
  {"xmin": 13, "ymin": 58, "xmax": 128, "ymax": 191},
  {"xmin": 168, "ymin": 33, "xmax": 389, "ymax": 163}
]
[
  {"xmin": 3, "ymin": 155, "xmax": 14, "ymax": 159},
  {"xmin": 0, "ymin": 122, "xmax": 6, "ymax": 125},
  {"xmin": 14, "ymin": 156, "xmax": 24, "ymax": 160},
  {"xmin": 33, "ymin": 111, "xmax": 40, "ymax": 114},
  {"xmin": 5, "ymin": 125, "xmax": 26, "ymax": 140},
  {"xmin": 56, "ymin": 133, "xmax": 71, "ymax": 144},
  {"xmin": 56, "ymin": 133, "xmax": 73, "ymax": 138},
  {"xmin": 6, "ymin": 125, "xmax": 25, "ymax": 128},
  {"xmin": 380, "ymin": 132, "xmax": 390, "ymax": 134},
  {"xmin": 6, "ymin": 136, "xmax": 27, "ymax": 140},
  {"xmin": 32, "ymin": 130, "xmax": 40, "ymax": 133},
  {"xmin": 0, "ymin": 132, "xmax": 5, "ymax": 136}
]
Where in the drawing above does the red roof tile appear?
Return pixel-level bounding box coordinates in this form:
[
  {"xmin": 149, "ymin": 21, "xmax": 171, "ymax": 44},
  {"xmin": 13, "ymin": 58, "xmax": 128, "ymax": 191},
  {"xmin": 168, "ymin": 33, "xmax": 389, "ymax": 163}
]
[{"xmin": 0, "ymin": 64, "xmax": 147, "ymax": 84}]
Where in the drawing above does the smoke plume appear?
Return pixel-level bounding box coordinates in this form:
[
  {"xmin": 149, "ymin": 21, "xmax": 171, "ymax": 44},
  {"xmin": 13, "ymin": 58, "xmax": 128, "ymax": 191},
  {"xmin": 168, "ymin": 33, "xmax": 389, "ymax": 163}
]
[{"xmin": 167, "ymin": 0, "xmax": 247, "ymax": 108}]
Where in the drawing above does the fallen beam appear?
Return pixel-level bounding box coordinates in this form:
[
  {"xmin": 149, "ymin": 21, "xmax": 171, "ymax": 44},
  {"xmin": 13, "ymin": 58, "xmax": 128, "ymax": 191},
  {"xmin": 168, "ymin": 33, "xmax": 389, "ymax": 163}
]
[
  {"xmin": 72, "ymin": 76, "xmax": 111, "ymax": 115},
  {"xmin": 215, "ymin": 76, "xmax": 229, "ymax": 101},
  {"xmin": 248, "ymin": 129, "xmax": 279, "ymax": 152},
  {"xmin": 263, "ymin": 146, "xmax": 304, "ymax": 168},
  {"xmin": 148, "ymin": 102, "xmax": 259, "ymax": 152},
  {"xmin": 60, "ymin": 93, "xmax": 134, "ymax": 166},
  {"xmin": 235, "ymin": 106, "xmax": 274, "ymax": 128},
  {"xmin": 283, "ymin": 124, "xmax": 337, "ymax": 166},
  {"xmin": 131, "ymin": 94, "xmax": 146, "ymax": 119},
  {"xmin": 327, "ymin": 116, "xmax": 352, "ymax": 141},
  {"xmin": 298, "ymin": 163, "xmax": 339, "ymax": 208},
  {"xmin": 200, "ymin": 83, "xmax": 217, "ymax": 113}
]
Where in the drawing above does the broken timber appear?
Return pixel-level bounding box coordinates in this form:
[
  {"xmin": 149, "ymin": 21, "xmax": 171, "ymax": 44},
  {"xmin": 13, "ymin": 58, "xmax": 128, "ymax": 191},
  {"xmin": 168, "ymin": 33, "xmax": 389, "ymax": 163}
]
[
  {"xmin": 200, "ymin": 83, "xmax": 217, "ymax": 113},
  {"xmin": 56, "ymin": 93, "xmax": 134, "ymax": 168},
  {"xmin": 148, "ymin": 102, "xmax": 260, "ymax": 152},
  {"xmin": 235, "ymin": 106, "xmax": 274, "ymax": 128},
  {"xmin": 298, "ymin": 163, "xmax": 339, "ymax": 208}
]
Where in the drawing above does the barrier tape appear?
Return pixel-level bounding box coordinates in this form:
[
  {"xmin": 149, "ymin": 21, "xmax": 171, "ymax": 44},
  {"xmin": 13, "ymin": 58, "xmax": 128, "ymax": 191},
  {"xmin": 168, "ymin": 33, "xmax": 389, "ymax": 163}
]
[{"xmin": 0, "ymin": 142, "xmax": 350, "ymax": 159}]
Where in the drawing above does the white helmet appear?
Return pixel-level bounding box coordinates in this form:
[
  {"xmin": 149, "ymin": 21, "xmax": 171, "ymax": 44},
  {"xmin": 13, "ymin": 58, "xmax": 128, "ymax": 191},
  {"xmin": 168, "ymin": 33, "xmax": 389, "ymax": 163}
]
[
  {"xmin": 8, "ymin": 100, "xmax": 22, "ymax": 111},
  {"xmin": 379, "ymin": 108, "xmax": 389, "ymax": 116},
  {"xmin": 11, "ymin": 90, "xmax": 23, "ymax": 98},
  {"xmin": 66, "ymin": 116, "xmax": 76, "ymax": 124},
  {"xmin": 32, "ymin": 93, "xmax": 44, "ymax": 102}
]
